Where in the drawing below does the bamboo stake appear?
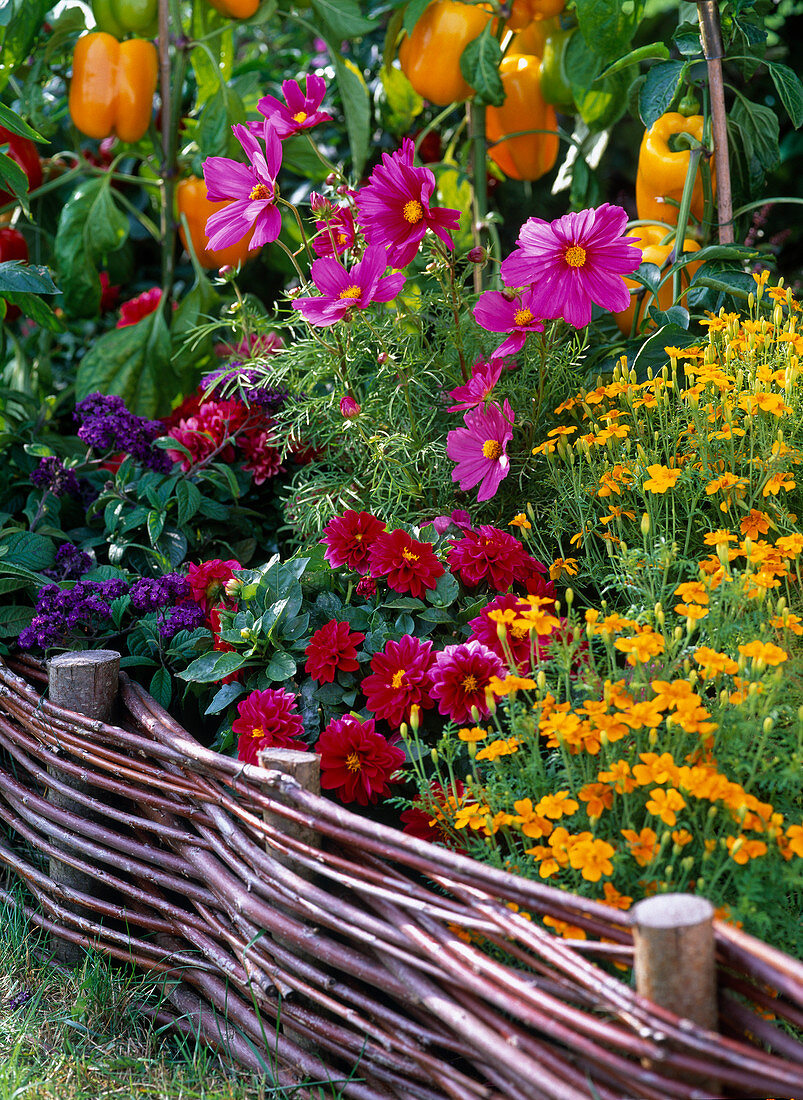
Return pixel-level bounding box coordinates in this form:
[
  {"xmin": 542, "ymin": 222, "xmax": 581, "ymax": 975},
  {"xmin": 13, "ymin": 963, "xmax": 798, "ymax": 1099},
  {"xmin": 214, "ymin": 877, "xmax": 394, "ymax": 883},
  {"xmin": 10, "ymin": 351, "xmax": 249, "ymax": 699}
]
[{"xmin": 698, "ymin": 0, "xmax": 734, "ymax": 243}]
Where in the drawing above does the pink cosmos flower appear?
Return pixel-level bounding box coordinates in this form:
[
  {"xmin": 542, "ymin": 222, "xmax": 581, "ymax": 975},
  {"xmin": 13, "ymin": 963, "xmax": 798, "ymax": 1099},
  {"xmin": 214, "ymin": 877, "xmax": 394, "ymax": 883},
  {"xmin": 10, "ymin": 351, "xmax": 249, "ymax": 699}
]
[
  {"xmin": 233, "ymin": 688, "xmax": 306, "ymax": 765},
  {"xmin": 312, "ymin": 204, "xmax": 356, "ymax": 258},
  {"xmin": 354, "ymin": 138, "xmax": 461, "ymax": 268},
  {"xmin": 292, "ymin": 245, "xmax": 405, "ymax": 327},
  {"xmin": 368, "ymin": 529, "xmax": 445, "ymax": 599},
  {"xmin": 500, "ymin": 203, "xmax": 643, "ymax": 329},
  {"xmin": 304, "ymin": 619, "xmax": 365, "ymax": 683},
  {"xmin": 322, "ymin": 510, "xmax": 387, "ymax": 574},
  {"xmin": 447, "ymin": 359, "xmax": 504, "ymax": 412},
  {"xmin": 448, "ymin": 526, "xmax": 531, "ymax": 592},
  {"xmin": 315, "ymin": 715, "xmax": 405, "ymax": 805},
  {"xmin": 361, "ymin": 634, "xmax": 436, "ymax": 729},
  {"xmin": 429, "ymin": 640, "xmax": 505, "ymax": 724},
  {"xmin": 203, "ymin": 119, "xmax": 283, "ymax": 252},
  {"xmin": 447, "ymin": 399, "xmax": 515, "ymax": 502},
  {"xmin": 473, "ymin": 286, "xmax": 545, "ymax": 359},
  {"xmin": 255, "ymin": 75, "xmax": 333, "ymax": 140}
]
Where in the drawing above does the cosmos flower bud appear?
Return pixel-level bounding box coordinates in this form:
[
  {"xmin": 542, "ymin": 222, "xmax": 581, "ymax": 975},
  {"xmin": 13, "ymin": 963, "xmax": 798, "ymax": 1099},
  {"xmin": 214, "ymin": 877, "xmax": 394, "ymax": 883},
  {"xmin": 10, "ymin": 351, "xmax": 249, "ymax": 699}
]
[
  {"xmin": 339, "ymin": 394, "xmax": 361, "ymax": 418},
  {"xmin": 467, "ymin": 245, "xmax": 487, "ymax": 264}
]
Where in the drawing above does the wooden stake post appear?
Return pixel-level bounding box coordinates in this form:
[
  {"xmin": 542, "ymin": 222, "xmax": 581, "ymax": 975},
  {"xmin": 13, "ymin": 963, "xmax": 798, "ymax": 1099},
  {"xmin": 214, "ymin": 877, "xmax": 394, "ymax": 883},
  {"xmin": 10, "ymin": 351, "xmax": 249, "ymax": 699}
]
[{"xmin": 47, "ymin": 650, "xmax": 120, "ymax": 963}]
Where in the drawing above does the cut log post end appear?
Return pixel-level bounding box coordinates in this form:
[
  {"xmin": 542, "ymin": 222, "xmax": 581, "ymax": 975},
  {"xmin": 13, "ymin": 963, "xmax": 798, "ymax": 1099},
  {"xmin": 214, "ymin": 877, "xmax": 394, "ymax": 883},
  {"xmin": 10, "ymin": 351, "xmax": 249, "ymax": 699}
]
[{"xmin": 633, "ymin": 893, "xmax": 717, "ymax": 1032}]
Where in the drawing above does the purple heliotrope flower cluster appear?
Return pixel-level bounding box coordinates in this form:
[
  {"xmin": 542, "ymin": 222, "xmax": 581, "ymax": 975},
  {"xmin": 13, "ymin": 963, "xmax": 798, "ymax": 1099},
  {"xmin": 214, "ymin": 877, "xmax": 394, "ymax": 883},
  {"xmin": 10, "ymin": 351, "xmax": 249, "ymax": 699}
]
[
  {"xmin": 19, "ymin": 579, "xmax": 128, "ymax": 651},
  {"xmin": 30, "ymin": 457, "xmax": 81, "ymax": 498},
  {"xmin": 43, "ymin": 543, "xmax": 93, "ymax": 581},
  {"xmin": 75, "ymin": 392, "xmax": 171, "ymax": 472},
  {"xmin": 204, "ymin": 366, "xmax": 290, "ymax": 414},
  {"xmin": 128, "ymin": 573, "xmax": 205, "ymax": 638}
]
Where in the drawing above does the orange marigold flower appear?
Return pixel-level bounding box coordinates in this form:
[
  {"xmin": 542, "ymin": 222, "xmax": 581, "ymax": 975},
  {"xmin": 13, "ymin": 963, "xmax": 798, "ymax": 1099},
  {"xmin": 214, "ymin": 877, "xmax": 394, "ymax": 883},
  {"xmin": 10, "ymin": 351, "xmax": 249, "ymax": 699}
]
[
  {"xmin": 633, "ymin": 752, "xmax": 679, "ymax": 786},
  {"xmin": 578, "ymin": 782, "xmax": 614, "ymax": 818},
  {"xmin": 615, "ymin": 629, "xmax": 665, "ymax": 666},
  {"xmin": 598, "ymin": 760, "xmax": 636, "ymax": 793},
  {"xmin": 738, "ymin": 640, "xmax": 788, "ymax": 666},
  {"xmin": 602, "ymin": 882, "xmax": 633, "ymax": 910},
  {"xmin": 568, "ymin": 836, "xmax": 615, "ymax": 881},
  {"xmin": 671, "ymin": 828, "xmax": 693, "ymax": 847},
  {"xmin": 785, "ymin": 824, "xmax": 803, "ymax": 858},
  {"xmin": 488, "ymin": 674, "xmax": 537, "ymax": 696},
  {"xmin": 776, "ymin": 533, "xmax": 803, "ymax": 557},
  {"xmin": 762, "ymin": 471, "xmax": 795, "ymax": 497},
  {"xmin": 536, "ymin": 791, "xmax": 580, "ymax": 820},
  {"xmin": 453, "ymin": 803, "xmax": 490, "ymax": 830},
  {"xmin": 543, "ymin": 915, "xmax": 588, "ymax": 940},
  {"xmin": 549, "ymin": 556, "xmax": 579, "ymax": 580},
  {"xmin": 620, "ymin": 699, "xmax": 665, "ymax": 730},
  {"xmin": 508, "ymin": 512, "xmax": 531, "ymax": 529},
  {"xmin": 621, "ymin": 827, "xmax": 659, "ymax": 867},
  {"xmin": 769, "ymin": 611, "xmax": 803, "ymax": 635},
  {"xmin": 646, "ymin": 787, "xmax": 687, "ymax": 827},
  {"xmin": 650, "ymin": 679, "xmax": 696, "ymax": 709},
  {"xmin": 693, "ymin": 646, "xmax": 739, "ymax": 678},
  {"xmin": 458, "ymin": 725, "xmax": 488, "ymax": 742},
  {"xmin": 674, "ymin": 581, "xmax": 710, "ymax": 605},
  {"xmin": 726, "ymin": 836, "xmax": 768, "ymax": 864},
  {"xmin": 513, "ymin": 798, "xmax": 554, "ymax": 839},
  {"xmin": 703, "ymin": 529, "xmax": 737, "ymax": 545},
  {"xmin": 674, "ymin": 602, "xmax": 709, "ymax": 621},
  {"xmin": 740, "ymin": 509, "xmax": 772, "ymax": 538},
  {"xmin": 475, "ymin": 737, "xmax": 520, "ymax": 761},
  {"xmin": 643, "ymin": 464, "xmax": 681, "ymax": 493}
]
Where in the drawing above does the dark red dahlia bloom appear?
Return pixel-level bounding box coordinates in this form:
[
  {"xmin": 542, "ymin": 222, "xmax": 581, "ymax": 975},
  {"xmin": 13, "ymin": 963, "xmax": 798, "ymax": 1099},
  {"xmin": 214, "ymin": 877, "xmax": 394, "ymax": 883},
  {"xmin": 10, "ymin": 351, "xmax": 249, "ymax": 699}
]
[
  {"xmin": 304, "ymin": 619, "xmax": 365, "ymax": 683},
  {"xmin": 117, "ymin": 286, "xmax": 162, "ymax": 328},
  {"xmin": 447, "ymin": 526, "xmax": 530, "ymax": 592},
  {"xmin": 233, "ymin": 688, "xmax": 306, "ymax": 765},
  {"xmin": 361, "ymin": 633, "xmax": 435, "ymax": 729},
  {"xmin": 355, "ymin": 576, "xmax": 377, "ymax": 599},
  {"xmin": 240, "ymin": 425, "xmax": 284, "ymax": 484},
  {"xmin": 321, "ymin": 510, "xmax": 387, "ymax": 574},
  {"xmin": 367, "ymin": 529, "xmax": 444, "ymax": 599},
  {"xmin": 429, "ymin": 640, "xmax": 505, "ymax": 724},
  {"xmin": 400, "ymin": 780, "xmax": 465, "ymax": 847},
  {"xmin": 516, "ymin": 555, "xmax": 557, "ymax": 599},
  {"xmin": 210, "ymin": 604, "xmax": 243, "ymax": 685},
  {"xmin": 314, "ymin": 715, "xmax": 406, "ymax": 805},
  {"xmin": 186, "ymin": 559, "xmax": 241, "ymax": 616},
  {"xmin": 467, "ymin": 592, "xmax": 553, "ymax": 672}
]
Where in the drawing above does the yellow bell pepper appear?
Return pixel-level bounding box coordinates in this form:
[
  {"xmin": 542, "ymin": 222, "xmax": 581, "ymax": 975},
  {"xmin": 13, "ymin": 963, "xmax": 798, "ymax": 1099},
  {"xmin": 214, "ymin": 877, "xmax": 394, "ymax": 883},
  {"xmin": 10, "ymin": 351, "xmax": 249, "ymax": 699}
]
[
  {"xmin": 635, "ymin": 113, "xmax": 715, "ymax": 228},
  {"xmin": 614, "ymin": 224, "xmax": 702, "ymax": 335}
]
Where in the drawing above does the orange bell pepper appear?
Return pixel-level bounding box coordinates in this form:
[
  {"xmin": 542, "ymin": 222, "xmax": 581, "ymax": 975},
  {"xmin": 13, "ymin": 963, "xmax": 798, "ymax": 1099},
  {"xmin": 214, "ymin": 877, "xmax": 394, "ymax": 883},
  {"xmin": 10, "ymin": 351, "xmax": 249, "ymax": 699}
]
[
  {"xmin": 398, "ymin": 1, "xmax": 493, "ymax": 107},
  {"xmin": 176, "ymin": 177, "xmax": 261, "ymax": 270},
  {"xmin": 635, "ymin": 113, "xmax": 715, "ymax": 228},
  {"xmin": 206, "ymin": 0, "xmax": 260, "ymax": 16},
  {"xmin": 69, "ymin": 33, "xmax": 158, "ymax": 143},
  {"xmin": 507, "ymin": 0, "xmax": 564, "ymax": 30},
  {"xmin": 614, "ymin": 224, "xmax": 702, "ymax": 336},
  {"xmin": 486, "ymin": 54, "xmax": 558, "ymax": 181}
]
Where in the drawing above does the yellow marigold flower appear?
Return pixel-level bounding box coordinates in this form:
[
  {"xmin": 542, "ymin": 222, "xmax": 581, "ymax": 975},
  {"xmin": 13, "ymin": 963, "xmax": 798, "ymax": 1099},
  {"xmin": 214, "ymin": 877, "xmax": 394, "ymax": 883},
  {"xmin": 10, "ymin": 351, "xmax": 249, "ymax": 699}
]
[
  {"xmin": 706, "ymin": 472, "xmax": 748, "ymax": 511},
  {"xmin": 769, "ymin": 611, "xmax": 803, "ymax": 635},
  {"xmin": 740, "ymin": 509, "xmax": 772, "ymax": 539},
  {"xmin": 621, "ymin": 827, "xmax": 659, "ymax": 867},
  {"xmin": 671, "ymin": 700, "xmax": 718, "ymax": 736},
  {"xmin": 587, "ymin": 711, "xmax": 629, "ymax": 743},
  {"xmin": 453, "ymin": 803, "xmax": 490, "ymax": 830},
  {"xmin": 475, "ymin": 737, "xmax": 520, "ymax": 761},
  {"xmin": 693, "ymin": 646, "xmax": 739, "ymax": 678},
  {"xmin": 642, "ymin": 464, "xmax": 681, "ymax": 493},
  {"xmin": 543, "ymin": 915, "xmax": 587, "ymax": 940},
  {"xmin": 752, "ymin": 270, "xmax": 770, "ymax": 288},
  {"xmin": 786, "ymin": 824, "xmax": 803, "ymax": 858},
  {"xmin": 738, "ymin": 640, "xmax": 788, "ymax": 666},
  {"xmin": 508, "ymin": 512, "xmax": 531, "ymax": 529},
  {"xmin": 485, "ymin": 810, "xmax": 519, "ymax": 835},
  {"xmin": 650, "ymin": 679, "xmax": 696, "ymax": 710},
  {"xmin": 615, "ymin": 628, "xmax": 665, "ymax": 666},
  {"xmin": 536, "ymin": 791, "xmax": 580, "ymax": 820},
  {"xmin": 674, "ymin": 602, "xmax": 709, "ymax": 621},
  {"xmin": 646, "ymin": 788, "xmax": 687, "ymax": 827},
  {"xmin": 703, "ymin": 529, "xmax": 737, "ymax": 545},
  {"xmin": 671, "ymin": 829, "xmax": 693, "ymax": 847},
  {"xmin": 602, "ymin": 883, "xmax": 633, "ymax": 910},
  {"xmin": 762, "ymin": 471, "xmax": 796, "ymax": 497},
  {"xmin": 729, "ymin": 674, "xmax": 765, "ymax": 705},
  {"xmin": 458, "ymin": 726, "xmax": 488, "ymax": 742},
  {"xmin": 776, "ymin": 533, "xmax": 803, "ymax": 557},
  {"xmin": 620, "ymin": 699, "xmax": 665, "ymax": 730},
  {"xmin": 585, "ymin": 610, "xmax": 638, "ymax": 635},
  {"xmin": 674, "ymin": 581, "xmax": 710, "ymax": 605},
  {"xmin": 549, "ymin": 556, "xmax": 578, "ymax": 580},
  {"xmin": 599, "ymin": 506, "xmax": 636, "ymax": 525},
  {"xmin": 568, "ymin": 837, "xmax": 616, "ymax": 882},
  {"xmin": 726, "ymin": 836, "xmax": 768, "ymax": 864},
  {"xmin": 488, "ymin": 674, "xmax": 537, "ymax": 696},
  {"xmin": 577, "ymin": 782, "xmax": 614, "ymax": 818},
  {"xmin": 513, "ymin": 798, "xmax": 554, "ymax": 839},
  {"xmin": 633, "ymin": 752, "xmax": 679, "ymax": 787},
  {"xmin": 598, "ymin": 760, "xmax": 636, "ymax": 793},
  {"xmin": 524, "ymin": 845, "xmax": 563, "ymax": 877}
]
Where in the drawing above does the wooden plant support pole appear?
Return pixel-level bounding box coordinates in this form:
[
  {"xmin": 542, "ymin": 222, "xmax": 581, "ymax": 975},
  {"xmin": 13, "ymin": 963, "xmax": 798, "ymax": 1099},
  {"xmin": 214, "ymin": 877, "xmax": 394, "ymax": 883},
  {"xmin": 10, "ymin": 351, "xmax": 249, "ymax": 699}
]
[
  {"xmin": 47, "ymin": 650, "xmax": 120, "ymax": 964},
  {"xmin": 698, "ymin": 0, "xmax": 734, "ymax": 244}
]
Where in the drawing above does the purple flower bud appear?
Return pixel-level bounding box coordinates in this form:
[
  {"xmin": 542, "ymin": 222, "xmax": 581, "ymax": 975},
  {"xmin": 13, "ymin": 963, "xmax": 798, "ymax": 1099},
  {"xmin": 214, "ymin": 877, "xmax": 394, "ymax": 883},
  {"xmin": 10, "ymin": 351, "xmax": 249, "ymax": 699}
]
[
  {"xmin": 377, "ymin": 352, "xmax": 390, "ymax": 365},
  {"xmin": 339, "ymin": 395, "xmax": 361, "ymax": 418},
  {"xmin": 467, "ymin": 246, "xmax": 487, "ymax": 264},
  {"xmin": 325, "ymin": 172, "xmax": 338, "ymax": 187}
]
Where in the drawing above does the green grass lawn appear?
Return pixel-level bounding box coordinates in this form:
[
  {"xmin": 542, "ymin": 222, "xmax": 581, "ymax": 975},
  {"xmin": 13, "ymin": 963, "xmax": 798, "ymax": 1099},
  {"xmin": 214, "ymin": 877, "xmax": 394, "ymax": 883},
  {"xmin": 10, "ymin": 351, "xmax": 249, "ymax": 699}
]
[{"xmin": 0, "ymin": 890, "xmax": 341, "ymax": 1100}]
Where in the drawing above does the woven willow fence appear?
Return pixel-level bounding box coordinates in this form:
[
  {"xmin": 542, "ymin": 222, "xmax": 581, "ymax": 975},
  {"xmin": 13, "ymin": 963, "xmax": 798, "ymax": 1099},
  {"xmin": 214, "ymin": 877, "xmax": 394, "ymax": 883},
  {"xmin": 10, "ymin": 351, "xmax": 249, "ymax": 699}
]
[{"xmin": 1, "ymin": 653, "xmax": 802, "ymax": 1100}]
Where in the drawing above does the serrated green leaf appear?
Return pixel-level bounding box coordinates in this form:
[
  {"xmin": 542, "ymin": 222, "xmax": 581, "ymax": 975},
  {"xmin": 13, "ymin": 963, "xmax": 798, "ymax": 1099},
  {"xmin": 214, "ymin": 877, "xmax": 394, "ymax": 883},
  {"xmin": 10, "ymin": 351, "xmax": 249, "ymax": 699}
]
[
  {"xmin": 75, "ymin": 307, "xmax": 175, "ymax": 418},
  {"xmin": 175, "ymin": 480, "xmax": 202, "ymax": 528},
  {"xmin": 0, "ymin": 529, "xmax": 55, "ymax": 572},
  {"xmin": 0, "ymin": 604, "xmax": 34, "ymax": 638},
  {"xmin": 459, "ymin": 26, "xmax": 504, "ymax": 107},
  {"xmin": 729, "ymin": 95, "xmax": 779, "ymax": 192},
  {"xmin": 638, "ymin": 60, "xmax": 687, "ymax": 127},
  {"xmin": 309, "ymin": 0, "xmax": 375, "ymax": 37},
  {"xmin": 1, "ymin": 290, "xmax": 64, "ymax": 332},
  {"xmin": 149, "ymin": 666, "xmax": 172, "ymax": 710}
]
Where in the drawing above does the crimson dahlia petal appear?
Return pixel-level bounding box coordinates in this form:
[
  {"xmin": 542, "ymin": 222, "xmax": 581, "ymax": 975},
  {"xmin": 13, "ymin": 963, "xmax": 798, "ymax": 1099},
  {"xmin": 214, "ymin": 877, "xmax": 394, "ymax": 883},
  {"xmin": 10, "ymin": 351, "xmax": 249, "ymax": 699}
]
[
  {"xmin": 315, "ymin": 715, "xmax": 406, "ymax": 805},
  {"xmin": 321, "ymin": 510, "xmax": 387, "ymax": 574},
  {"xmin": 186, "ymin": 558, "xmax": 241, "ymax": 615},
  {"xmin": 367, "ymin": 529, "xmax": 444, "ymax": 599},
  {"xmin": 429, "ymin": 640, "xmax": 505, "ymax": 725},
  {"xmin": 361, "ymin": 634, "xmax": 436, "ymax": 728},
  {"xmin": 304, "ymin": 619, "xmax": 365, "ymax": 683},
  {"xmin": 233, "ymin": 688, "xmax": 306, "ymax": 765},
  {"xmin": 448, "ymin": 526, "xmax": 530, "ymax": 592}
]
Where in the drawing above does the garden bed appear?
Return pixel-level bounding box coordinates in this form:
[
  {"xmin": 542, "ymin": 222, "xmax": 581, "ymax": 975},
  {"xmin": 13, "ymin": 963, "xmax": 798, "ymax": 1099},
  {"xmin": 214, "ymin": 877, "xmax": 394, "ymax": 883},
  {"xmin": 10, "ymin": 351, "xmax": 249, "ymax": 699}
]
[{"xmin": 0, "ymin": 653, "xmax": 802, "ymax": 1100}]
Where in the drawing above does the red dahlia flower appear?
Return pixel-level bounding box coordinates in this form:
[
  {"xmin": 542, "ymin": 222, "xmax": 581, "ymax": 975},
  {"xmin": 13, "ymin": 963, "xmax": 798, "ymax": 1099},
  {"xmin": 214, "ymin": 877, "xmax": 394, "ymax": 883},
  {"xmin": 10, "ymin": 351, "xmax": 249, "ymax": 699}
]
[
  {"xmin": 315, "ymin": 715, "xmax": 405, "ymax": 805},
  {"xmin": 234, "ymin": 688, "xmax": 306, "ymax": 765},
  {"xmin": 367, "ymin": 529, "xmax": 444, "ymax": 599},
  {"xmin": 448, "ymin": 526, "xmax": 531, "ymax": 592},
  {"xmin": 429, "ymin": 640, "xmax": 505, "ymax": 724},
  {"xmin": 321, "ymin": 510, "xmax": 387, "ymax": 574},
  {"xmin": 186, "ymin": 558, "xmax": 241, "ymax": 616},
  {"xmin": 361, "ymin": 634, "xmax": 436, "ymax": 729},
  {"xmin": 467, "ymin": 592, "xmax": 553, "ymax": 672},
  {"xmin": 117, "ymin": 286, "xmax": 162, "ymax": 328},
  {"xmin": 304, "ymin": 619, "xmax": 365, "ymax": 683}
]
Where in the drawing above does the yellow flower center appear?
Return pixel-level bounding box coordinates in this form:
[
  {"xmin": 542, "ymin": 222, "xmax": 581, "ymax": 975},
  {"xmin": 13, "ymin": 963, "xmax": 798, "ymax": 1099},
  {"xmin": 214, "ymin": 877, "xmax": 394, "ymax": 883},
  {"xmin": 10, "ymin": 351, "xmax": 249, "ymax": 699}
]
[
  {"xmin": 402, "ymin": 199, "xmax": 424, "ymax": 224},
  {"xmin": 250, "ymin": 725, "xmax": 264, "ymax": 739},
  {"xmin": 482, "ymin": 439, "xmax": 503, "ymax": 461},
  {"xmin": 402, "ymin": 548, "xmax": 419, "ymax": 562},
  {"xmin": 391, "ymin": 669, "xmax": 406, "ymax": 689},
  {"xmin": 293, "ymin": 111, "xmax": 308, "ymax": 123},
  {"xmin": 339, "ymin": 285, "xmax": 362, "ymax": 300},
  {"xmin": 513, "ymin": 308, "xmax": 533, "ymax": 326},
  {"xmin": 462, "ymin": 675, "xmax": 479, "ymax": 693},
  {"xmin": 249, "ymin": 183, "xmax": 273, "ymax": 202},
  {"xmin": 564, "ymin": 244, "xmax": 587, "ymax": 268},
  {"xmin": 346, "ymin": 750, "xmax": 361, "ymax": 772}
]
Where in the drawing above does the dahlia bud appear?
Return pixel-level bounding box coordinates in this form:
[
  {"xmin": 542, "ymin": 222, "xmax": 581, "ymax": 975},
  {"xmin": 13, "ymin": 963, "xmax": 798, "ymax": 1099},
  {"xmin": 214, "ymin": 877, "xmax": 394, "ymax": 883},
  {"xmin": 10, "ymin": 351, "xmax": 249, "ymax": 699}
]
[
  {"xmin": 355, "ymin": 576, "xmax": 377, "ymax": 599},
  {"xmin": 339, "ymin": 394, "xmax": 361, "ymax": 418},
  {"xmin": 467, "ymin": 245, "xmax": 487, "ymax": 264}
]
